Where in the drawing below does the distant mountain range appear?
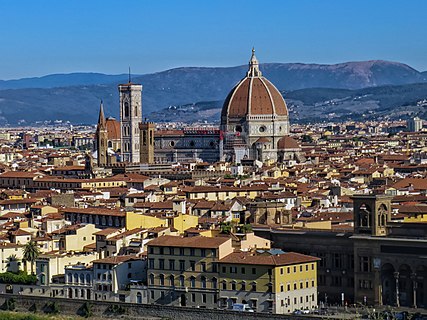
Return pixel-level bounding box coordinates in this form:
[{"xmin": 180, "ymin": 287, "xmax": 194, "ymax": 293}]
[{"xmin": 0, "ymin": 60, "xmax": 426, "ymax": 125}]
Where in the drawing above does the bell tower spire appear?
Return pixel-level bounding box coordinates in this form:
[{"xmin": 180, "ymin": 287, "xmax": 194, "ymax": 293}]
[
  {"xmin": 247, "ymin": 47, "xmax": 262, "ymax": 77},
  {"xmin": 98, "ymin": 100, "xmax": 106, "ymax": 128}
]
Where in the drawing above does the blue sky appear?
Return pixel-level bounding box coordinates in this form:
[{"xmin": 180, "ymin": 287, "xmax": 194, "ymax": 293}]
[{"xmin": 1, "ymin": 0, "xmax": 427, "ymax": 79}]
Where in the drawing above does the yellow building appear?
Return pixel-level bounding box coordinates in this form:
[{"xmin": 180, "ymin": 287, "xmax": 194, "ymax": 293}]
[
  {"xmin": 147, "ymin": 235, "xmax": 233, "ymax": 308},
  {"xmin": 185, "ymin": 185, "xmax": 268, "ymax": 201},
  {"xmin": 126, "ymin": 212, "xmax": 198, "ymax": 235},
  {"xmin": 51, "ymin": 223, "xmax": 100, "ymax": 252},
  {"xmin": 218, "ymin": 251, "xmax": 319, "ymax": 314}
]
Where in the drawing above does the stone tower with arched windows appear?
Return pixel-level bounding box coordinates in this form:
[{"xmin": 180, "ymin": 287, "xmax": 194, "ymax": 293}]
[
  {"xmin": 352, "ymin": 194, "xmax": 392, "ymax": 236},
  {"xmin": 139, "ymin": 121, "xmax": 155, "ymax": 164},
  {"xmin": 119, "ymin": 82, "xmax": 142, "ymax": 163}
]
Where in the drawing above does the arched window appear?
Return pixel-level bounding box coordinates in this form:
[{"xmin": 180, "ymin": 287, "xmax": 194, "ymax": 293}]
[
  {"xmin": 378, "ymin": 204, "xmax": 387, "ymax": 227},
  {"xmin": 86, "ymin": 274, "xmax": 91, "ymax": 284},
  {"xmin": 124, "ymin": 102, "xmax": 129, "ymax": 118},
  {"xmin": 80, "ymin": 274, "xmax": 85, "ymax": 284},
  {"xmin": 190, "ymin": 276, "xmax": 196, "ymax": 288},
  {"xmin": 159, "ymin": 274, "xmax": 165, "ymax": 286},
  {"xmin": 359, "ymin": 204, "xmax": 371, "ymax": 227},
  {"xmin": 212, "ymin": 277, "xmax": 217, "ymax": 289},
  {"xmin": 179, "ymin": 275, "xmax": 185, "ymax": 287},
  {"xmin": 149, "ymin": 274, "xmax": 155, "ymax": 285},
  {"xmin": 137, "ymin": 292, "xmax": 142, "ymax": 304},
  {"xmin": 169, "ymin": 275, "xmax": 175, "ymax": 287},
  {"xmin": 74, "ymin": 273, "xmax": 79, "ymax": 284},
  {"xmin": 222, "ymin": 280, "xmax": 227, "ymax": 290},
  {"xmin": 201, "ymin": 276, "xmax": 206, "ymax": 288},
  {"xmin": 67, "ymin": 273, "xmax": 72, "ymax": 283}
]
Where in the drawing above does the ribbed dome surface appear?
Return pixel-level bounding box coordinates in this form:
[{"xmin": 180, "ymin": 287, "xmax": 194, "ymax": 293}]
[{"xmin": 221, "ymin": 49, "xmax": 288, "ymax": 123}]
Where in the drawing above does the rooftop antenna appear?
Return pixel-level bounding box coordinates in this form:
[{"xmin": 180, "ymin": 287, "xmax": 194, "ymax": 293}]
[{"xmin": 128, "ymin": 66, "xmax": 131, "ymax": 83}]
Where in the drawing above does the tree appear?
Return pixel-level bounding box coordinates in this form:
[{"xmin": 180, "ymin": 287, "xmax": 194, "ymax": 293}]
[
  {"xmin": 239, "ymin": 224, "xmax": 253, "ymax": 234},
  {"xmin": 23, "ymin": 241, "xmax": 40, "ymax": 275},
  {"xmin": 220, "ymin": 222, "xmax": 233, "ymax": 234}
]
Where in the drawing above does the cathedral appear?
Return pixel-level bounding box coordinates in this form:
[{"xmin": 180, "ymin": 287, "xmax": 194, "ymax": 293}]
[
  {"xmin": 221, "ymin": 48, "xmax": 300, "ymax": 163},
  {"xmin": 95, "ymin": 49, "xmax": 301, "ymax": 166}
]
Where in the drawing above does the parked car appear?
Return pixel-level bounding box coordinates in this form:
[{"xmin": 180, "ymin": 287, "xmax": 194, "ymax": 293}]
[{"xmin": 232, "ymin": 303, "xmax": 254, "ymax": 312}]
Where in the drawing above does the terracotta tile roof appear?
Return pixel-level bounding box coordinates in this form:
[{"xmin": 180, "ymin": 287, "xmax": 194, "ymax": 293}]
[
  {"xmin": 0, "ymin": 171, "xmax": 40, "ymax": 178},
  {"xmin": 219, "ymin": 251, "xmax": 320, "ymax": 266},
  {"xmin": 147, "ymin": 235, "xmax": 230, "ymax": 249},
  {"xmin": 10, "ymin": 229, "xmax": 32, "ymax": 236},
  {"xmin": 109, "ymin": 228, "xmax": 145, "ymax": 241},
  {"xmin": 61, "ymin": 207, "xmax": 125, "ymax": 217},
  {"xmin": 392, "ymin": 178, "xmax": 427, "ymax": 190},
  {"xmin": 93, "ymin": 254, "xmax": 140, "ymax": 265},
  {"xmin": 93, "ymin": 228, "xmax": 121, "ymax": 236}
]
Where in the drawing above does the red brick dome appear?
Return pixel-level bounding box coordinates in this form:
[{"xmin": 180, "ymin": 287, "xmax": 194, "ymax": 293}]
[{"xmin": 221, "ymin": 49, "xmax": 288, "ymax": 123}]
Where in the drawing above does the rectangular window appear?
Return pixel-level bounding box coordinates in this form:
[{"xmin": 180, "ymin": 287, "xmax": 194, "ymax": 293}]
[
  {"xmin": 230, "ymin": 266, "xmax": 237, "ymax": 273},
  {"xmin": 334, "ymin": 253, "xmax": 342, "ymax": 269},
  {"xmin": 222, "ymin": 266, "xmax": 226, "ymax": 273},
  {"xmin": 190, "ymin": 248, "xmax": 195, "ymax": 256},
  {"xmin": 159, "ymin": 247, "xmax": 164, "ymax": 255},
  {"xmin": 360, "ymin": 256, "xmax": 371, "ymax": 272},
  {"xmin": 241, "ymin": 267, "xmax": 245, "ymax": 274},
  {"xmin": 201, "ymin": 249, "xmax": 206, "ymax": 257},
  {"xmin": 148, "ymin": 259, "xmax": 154, "ymax": 269},
  {"xmin": 191, "ymin": 293, "xmax": 196, "ymax": 302},
  {"xmin": 180, "ymin": 248, "xmax": 185, "ymax": 256},
  {"xmin": 159, "ymin": 259, "xmax": 164, "ymax": 270},
  {"xmin": 190, "ymin": 261, "xmax": 196, "ymax": 271},
  {"xmin": 252, "ymin": 268, "xmax": 256, "ymax": 275},
  {"xmin": 169, "ymin": 247, "xmax": 175, "ymax": 255},
  {"xmin": 179, "ymin": 260, "xmax": 185, "ymax": 271},
  {"xmin": 280, "ymin": 284, "xmax": 284, "ymax": 292},
  {"xmin": 169, "ymin": 259, "xmax": 175, "ymax": 271},
  {"xmin": 201, "ymin": 262, "xmax": 206, "ymax": 272},
  {"xmin": 202, "ymin": 294, "xmax": 206, "ymax": 303}
]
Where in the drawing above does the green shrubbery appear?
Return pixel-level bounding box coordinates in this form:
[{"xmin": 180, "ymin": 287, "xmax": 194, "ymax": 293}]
[
  {"xmin": 78, "ymin": 302, "xmax": 93, "ymax": 318},
  {"xmin": 0, "ymin": 272, "xmax": 37, "ymax": 285},
  {"xmin": 1, "ymin": 298, "xmax": 15, "ymax": 311},
  {"xmin": 42, "ymin": 302, "xmax": 59, "ymax": 315},
  {"xmin": 105, "ymin": 304, "xmax": 126, "ymax": 315}
]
